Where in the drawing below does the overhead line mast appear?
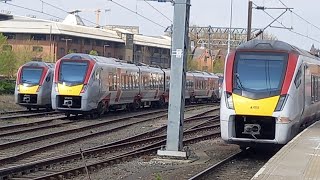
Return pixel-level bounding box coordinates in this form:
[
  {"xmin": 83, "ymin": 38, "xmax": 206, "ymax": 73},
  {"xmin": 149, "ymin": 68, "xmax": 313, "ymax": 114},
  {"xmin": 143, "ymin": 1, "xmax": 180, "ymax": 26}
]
[{"xmin": 145, "ymin": 0, "xmax": 190, "ymax": 158}]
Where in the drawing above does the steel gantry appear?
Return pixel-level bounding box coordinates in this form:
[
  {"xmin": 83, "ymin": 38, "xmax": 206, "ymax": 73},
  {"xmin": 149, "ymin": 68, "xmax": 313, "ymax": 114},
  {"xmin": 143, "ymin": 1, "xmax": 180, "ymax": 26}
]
[{"xmin": 189, "ymin": 26, "xmax": 260, "ymax": 47}]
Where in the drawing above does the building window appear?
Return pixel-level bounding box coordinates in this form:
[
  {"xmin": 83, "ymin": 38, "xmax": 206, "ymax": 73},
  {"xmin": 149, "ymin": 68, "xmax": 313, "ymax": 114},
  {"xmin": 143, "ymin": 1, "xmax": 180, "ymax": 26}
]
[
  {"xmin": 33, "ymin": 46, "xmax": 43, "ymax": 52},
  {"xmin": 2, "ymin": 45, "xmax": 12, "ymax": 51},
  {"xmin": 73, "ymin": 38, "xmax": 80, "ymax": 44},
  {"xmin": 104, "ymin": 41, "xmax": 112, "ymax": 47},
  {"xmin": 115, "ymin": 43, "xmax": 123, "ymax": 48},
  {"xmin": 96, "ymin": 40, "xmax": 102, "ymax": 46},
  {"xmin": 3, "ymin": 33, "xmax": 16, "ymax": 39},
  {"xmin": 84, "ymin": 39, "xmax": 91, "ymax": 45},
  {"xmin": 31, "ymin": 34, "xmax": 46, "ymax": 41},
  {"xmin": 60, "ymin": 48, "xmax": 65, "ymax": 55}
]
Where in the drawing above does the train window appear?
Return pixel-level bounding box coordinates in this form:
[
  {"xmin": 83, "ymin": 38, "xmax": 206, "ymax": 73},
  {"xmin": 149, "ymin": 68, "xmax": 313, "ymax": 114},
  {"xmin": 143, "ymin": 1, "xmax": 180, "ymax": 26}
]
[
  {"xmin": 159, "ymin": 76, "xmax": 164, "ymax": 89},
  {"xmin": 108, "ymin": 74, "xmax": 112, "ymax": 91},
  {"xmin": 311, "ymin": 75, "xmax": 318, "ymax": 102},
  {"xmin": 294, "ymin": 66, "xmax": 302, "ymax": 88},
  {"xmin": 135, "ymin": 74, "xmax": 139, "ymax": 89},
  {"xmin": 121, "ymin": 75, "xmax": 125, "ymax": 90},
  {"xmin": 109, "ymin": 73, "xmax": 117, "ymax": 91},
  {"xmin": 46, "ymin": 74, "xmax": 51, "ymax": 82},
  {"xmin": 318, "ymin": 77, "xmax": 320, "ymax": 102},
  {"xmin": 316, "ymin": 76, "xmax": 318, "ymax": 102}
]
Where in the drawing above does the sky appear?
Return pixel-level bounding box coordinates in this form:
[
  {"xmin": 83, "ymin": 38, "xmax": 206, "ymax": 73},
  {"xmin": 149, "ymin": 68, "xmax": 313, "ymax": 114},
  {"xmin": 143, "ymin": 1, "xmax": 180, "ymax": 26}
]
[{"xmin": 1, "ymin": 0, "xmax": 320, "ymax": 50}]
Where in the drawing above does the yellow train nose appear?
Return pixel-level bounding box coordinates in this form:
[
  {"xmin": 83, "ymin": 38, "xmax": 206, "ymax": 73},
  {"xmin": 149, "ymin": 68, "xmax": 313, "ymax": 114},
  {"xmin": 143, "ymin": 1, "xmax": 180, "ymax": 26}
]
[
  {"xmin": 57, "ymin": 83, "xmax": 83, "ymax": 96},
  {"xmin": 19, "ymin": 85, "xmax": 39, "ymax": 94},
  {"xmin": 232, "ymin": 94, "xmax": 280, "ymax": 116}
]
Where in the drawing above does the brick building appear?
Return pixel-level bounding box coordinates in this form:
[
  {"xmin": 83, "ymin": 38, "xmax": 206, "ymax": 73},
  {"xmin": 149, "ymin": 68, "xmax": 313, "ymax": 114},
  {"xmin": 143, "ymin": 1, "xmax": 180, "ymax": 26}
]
[{"xmin": 0, "ymin": 13, "xmax": 171, "ymax": 68}]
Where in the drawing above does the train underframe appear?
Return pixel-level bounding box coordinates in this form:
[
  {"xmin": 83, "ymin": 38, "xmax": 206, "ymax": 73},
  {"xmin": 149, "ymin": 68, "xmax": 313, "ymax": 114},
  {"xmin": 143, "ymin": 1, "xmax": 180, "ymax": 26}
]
[
  {"xmin": 221, "ymin": 114, "xmax": 300, "ymax": 149},
  {"xmin": 54, "ymin": 93, "xmax": 218, "ymax": 119}
]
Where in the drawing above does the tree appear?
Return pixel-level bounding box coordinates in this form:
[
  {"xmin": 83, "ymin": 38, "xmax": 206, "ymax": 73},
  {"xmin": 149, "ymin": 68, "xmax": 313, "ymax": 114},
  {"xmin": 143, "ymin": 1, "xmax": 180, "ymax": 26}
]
[
  {"xmin": 212, "ymin": 58, "xmax": 225, "ymax": 73},
  {"xmin": 0, "ymin": 50, "xmax": 16, "ymax": 77},
  {"xmin": 0, "ymin": 33, "xmax": 7, "ymax": 48},
  {"xmin": 258, "ymin": 31, "xmax": 277, "ymax": 40},
  {"xmin": 14, "ymin": 44, "xmax": 36, "ymax": 68},
  {"xmin": 187, "ymin": 55, "xmax": 198, "ymax": 71},
  {"xmin": 68, "ymin": 49, "xmax": 75, "ymax": 54},
  {"xmin": 89, "ymin": 50, "xmax": 98, "ymax": 56},
  {"xmin": 0, "ymin": 33, "xmax": 17, "ymax": 78}
]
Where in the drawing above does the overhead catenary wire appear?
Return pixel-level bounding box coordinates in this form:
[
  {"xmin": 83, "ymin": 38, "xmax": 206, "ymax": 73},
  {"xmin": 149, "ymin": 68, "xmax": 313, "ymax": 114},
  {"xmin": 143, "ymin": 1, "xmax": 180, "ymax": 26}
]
[
  {"xmin": 278, "ymin": 0, "xmax": 320, "ymax": 32},
  {"xmin": 254, "ymin": 2, "xmax": 320, "ymax": 44},
  {"xmin": 143, "ymin": 0, "xmax": 172, "ymax": 23},
  {"xmin": 108, "ymin": 0, "xmax": 166, "ymax": 29},
  {"xmin": 1, "ymin": 1, "xmax": 63, "ymax": 20},
  {"xmin": 39, "ymin": 0, "xmax": 100, "ymax": 26}
]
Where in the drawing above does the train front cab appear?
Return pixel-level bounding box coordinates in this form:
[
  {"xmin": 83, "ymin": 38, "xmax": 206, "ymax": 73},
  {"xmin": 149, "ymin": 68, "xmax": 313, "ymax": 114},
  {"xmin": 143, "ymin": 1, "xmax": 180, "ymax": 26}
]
[
  {"xmin": 51, "ymin": 55, "xmax": 100, "ymax": 115},
  {"xmin": 220, "ymin": 49, "xmax": 300, "ymax": 147},
  {"xmin": 15, "ymin": 63, "xmax": 52, "ymax": 110}
]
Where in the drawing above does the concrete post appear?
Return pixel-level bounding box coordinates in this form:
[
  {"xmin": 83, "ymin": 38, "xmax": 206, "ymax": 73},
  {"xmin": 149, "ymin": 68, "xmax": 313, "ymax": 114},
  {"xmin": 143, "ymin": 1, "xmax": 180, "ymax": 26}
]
[{"xmin": 157, "ymin": 0, "xmax": 191, "ymax": 158}]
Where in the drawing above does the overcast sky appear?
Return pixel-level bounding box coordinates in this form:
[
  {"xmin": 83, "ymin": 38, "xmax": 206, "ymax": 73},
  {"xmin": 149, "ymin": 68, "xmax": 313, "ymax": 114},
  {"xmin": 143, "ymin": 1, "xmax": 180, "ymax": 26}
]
[{"xmin": 1, "ymin": 0, "xmax": 320, "ymax": 50}]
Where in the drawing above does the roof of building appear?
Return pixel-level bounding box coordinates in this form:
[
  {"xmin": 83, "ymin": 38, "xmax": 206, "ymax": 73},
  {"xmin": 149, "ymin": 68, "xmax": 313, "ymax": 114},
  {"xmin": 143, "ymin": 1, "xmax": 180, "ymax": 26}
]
[{"xmin": 0, "ymin": 13, "xmax": 171, "ymax": 49}]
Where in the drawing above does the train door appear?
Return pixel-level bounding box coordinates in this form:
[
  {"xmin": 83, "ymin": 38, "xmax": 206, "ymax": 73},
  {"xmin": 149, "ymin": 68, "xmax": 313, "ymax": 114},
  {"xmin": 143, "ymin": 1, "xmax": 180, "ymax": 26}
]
[
  {"xmin": 91, "ymin": 68, "xmax": 101, "ymax": 105},
  {"xmin": 294, "ymin": 64, "xmax": 305, "ymax": 121},
  {"xmin": 302, "ymin": 63, "xmax": 312, "ymax": 122}
]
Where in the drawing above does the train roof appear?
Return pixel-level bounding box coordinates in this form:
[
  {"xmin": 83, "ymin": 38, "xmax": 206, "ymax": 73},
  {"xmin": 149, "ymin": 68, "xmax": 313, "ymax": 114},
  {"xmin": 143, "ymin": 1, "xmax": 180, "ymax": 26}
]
[
  {"xmin": 23, "ymin": 61, "xmax": 55, "ymax": 69},
  {"xmin": 237, "ymin": 39, "xmax": 320, "ymax": 59},
  {"xmin": 62, "ymin": 53, "xmax": 137, "ymax": 66}
]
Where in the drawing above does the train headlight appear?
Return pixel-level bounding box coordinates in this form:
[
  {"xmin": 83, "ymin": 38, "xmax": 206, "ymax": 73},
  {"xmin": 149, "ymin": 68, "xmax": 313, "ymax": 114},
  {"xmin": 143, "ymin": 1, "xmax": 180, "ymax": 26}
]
[
  {"xmin": 278, "ymin": 117, "xmax": 291, "ymax": 123},
  {"xmin": 54, "ymin": 83, "xmax": 59, "ymax": 93},
  {"xmin": 275, "ymin": 94, "xmax": 288, "ymax": 111},
  {"xmin": 225, "ymin": 91, "xmax": 234, "ymax": 109},
  {"xmin": 36, "ymin": 85, "xmax": 41, "ymax": 92},
  {"xmin": 81, "ymin": 84, "xmax": 88, "ymax": 93}
]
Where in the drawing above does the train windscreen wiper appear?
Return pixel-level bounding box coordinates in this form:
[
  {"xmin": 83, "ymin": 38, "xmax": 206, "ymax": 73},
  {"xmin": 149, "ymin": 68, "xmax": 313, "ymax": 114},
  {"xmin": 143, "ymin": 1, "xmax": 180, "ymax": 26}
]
[{"xmin": 235, "ymin": 73, "xmax": 245, "ymax": 90}]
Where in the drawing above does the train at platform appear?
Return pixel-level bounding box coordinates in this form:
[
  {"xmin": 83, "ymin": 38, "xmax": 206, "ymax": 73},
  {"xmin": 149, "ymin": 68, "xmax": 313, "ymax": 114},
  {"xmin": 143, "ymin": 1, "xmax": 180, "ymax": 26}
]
[
  {"xmin": 14, "ymin": 61, "xmax": 55, "ymax": 110},
  {"xmin": 220, "ymin": 39, "xmax": 320, "ymax": 148},
  {"xmin": 51, "ymin": 53, "xmax": 221, "ymax": 117}
]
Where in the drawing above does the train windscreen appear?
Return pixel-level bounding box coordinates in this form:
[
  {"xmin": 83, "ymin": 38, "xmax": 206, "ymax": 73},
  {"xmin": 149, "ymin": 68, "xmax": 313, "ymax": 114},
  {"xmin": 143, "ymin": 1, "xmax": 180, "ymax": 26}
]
[
  {"xmin": 59, "ymin": 61, "xmax": 88, "ymax": 84},
  {"xmin": 21, "ymin": 67, "xmax": 43, "ymax": 84},
  {"xmin": 233, "ymin": 53, "xmax": 287, "ymax": 94}
]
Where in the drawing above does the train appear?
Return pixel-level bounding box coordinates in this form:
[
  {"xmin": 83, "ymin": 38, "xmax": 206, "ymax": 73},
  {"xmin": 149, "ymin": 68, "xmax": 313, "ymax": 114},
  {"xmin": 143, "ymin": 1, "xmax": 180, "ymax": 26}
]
[
  {"xmin": 14, "ymin": 61, "xmax": 55, "ymax": 110},
  {"xmin": 51, "ymin": 53, "xmax": 221, "ymax": 117},
  {"xmin": 220, "ymin": 39, "xmax": 320, "ymax": 148}
]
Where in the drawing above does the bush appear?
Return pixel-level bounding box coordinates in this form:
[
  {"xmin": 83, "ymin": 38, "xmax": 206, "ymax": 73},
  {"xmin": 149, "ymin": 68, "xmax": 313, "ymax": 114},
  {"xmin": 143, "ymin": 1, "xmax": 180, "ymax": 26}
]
[{"xmin": 0, "ymin": 80, "xmax": 15, "ymax": 94}]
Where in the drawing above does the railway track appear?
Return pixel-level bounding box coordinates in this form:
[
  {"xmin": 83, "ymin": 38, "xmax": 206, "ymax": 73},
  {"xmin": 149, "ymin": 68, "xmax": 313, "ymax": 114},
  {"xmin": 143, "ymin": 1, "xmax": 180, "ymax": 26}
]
[
  {"xmin": 0, "ymin": 106, "xmax": 218, "ymax": 165},
  {"xmin": 0, "ymin": 104, "xmax": 214, "ymax": 142},
  {"xmin": 0, "ymin": 109, "xmax": 30, "ymax": 115},
  {"xmin": 0, "ymin": 111, "xmax": 59, "ymax": 120},
  {"xmin": 0, "ymin": 107, "xmax": 220, "ymax": 180},
  {"xmin": 0, "ymin": 119, "xmax": 220, "ymax": 179},
  {"xmin": 188, "ymin": 148, "xmax": 275, "ymax": 180}
]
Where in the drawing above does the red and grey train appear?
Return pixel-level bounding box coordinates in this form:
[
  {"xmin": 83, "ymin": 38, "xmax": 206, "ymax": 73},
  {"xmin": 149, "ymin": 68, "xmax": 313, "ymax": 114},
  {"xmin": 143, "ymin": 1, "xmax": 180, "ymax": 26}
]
[
  {"xmin": 14, "ymin": 61, "xmax": 54, "ymax": 110},
  {"xmin": 51, "ymin": 53, "xmax": 220, "ymax": 117},
  {"xmin": 220, "ymin": 39, "xmax": 320, "ymax": 148}
]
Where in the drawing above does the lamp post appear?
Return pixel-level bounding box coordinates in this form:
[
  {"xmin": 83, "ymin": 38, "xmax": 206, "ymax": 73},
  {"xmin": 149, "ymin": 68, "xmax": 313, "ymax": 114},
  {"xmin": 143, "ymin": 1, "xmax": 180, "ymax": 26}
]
[
  {"xmin": 227, "ymin": 0, "xmax": 233, "ymax": 54},
  {"xmin": 61, "ymin": 38, "xmax": 72, "ymax": 55},
  {"xmin": 105, "ymin": 9, "xmax": 111, "ymax": 26},
  {"xmin": 45, "ymin": 24, "xmax": 53, "ymax": 62},
  {"xmin": 103, "ymin": 44, "xmax": 110, "ymax": 57}
]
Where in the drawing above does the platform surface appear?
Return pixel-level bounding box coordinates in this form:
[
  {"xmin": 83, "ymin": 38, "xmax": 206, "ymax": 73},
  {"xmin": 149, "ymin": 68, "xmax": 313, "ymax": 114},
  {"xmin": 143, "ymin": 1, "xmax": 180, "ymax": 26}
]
[{"xmin": 252, "ymin": 121, "xmax": 320, "ymax": 180}]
